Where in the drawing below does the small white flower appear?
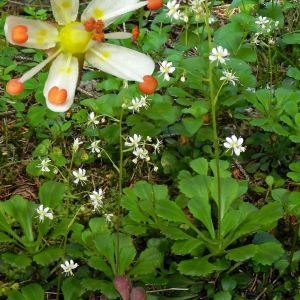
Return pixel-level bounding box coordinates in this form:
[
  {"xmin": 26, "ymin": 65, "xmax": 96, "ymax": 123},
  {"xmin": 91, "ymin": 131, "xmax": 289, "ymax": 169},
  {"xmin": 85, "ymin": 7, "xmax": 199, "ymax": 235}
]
[
  {"xmin": 223, "ymin": 135, "xmax": 246, "ymax": 156},
  {"xmin": 37, "ymin": 158, "xmax": 51, "ymax": 172},
  {"xmin": 153, "ymin": 139, "xmax": 162, "ymax": 154},
  {"xmin": 159, "ymin": 60, "xmax": 175, "ymax": 81},
  {"xmin": 60, "ymin": 260, "xmax": 79, "ymax": 276},
  {"xmin": 209, "ymin": 46, "xmax": 230, "ymax": 65},
  {"xmin": 153, "ymin": 165, "xmax": 159, "ymax": 172},
  {"xmin": 89, "ymin": 188, "xmax": 104, "ymax": 211},
  {"xmin": 190, "ymin": 0, "xmax": 205, "ymax": 14},
  {"xmin": 166, "ymin": 0, "xmax": 181, "ymax": 20},
  {"xmin": 72, "ymin": 138, "xmax": 83, "ymax": 153},
  {"xmin": 89, "ymin": 140, "xmax": 102, "ymax": 157},
  {"xmin": 255, "ymin": 16, "xmax": 270, "ymax": 29},
  {"xmin": 220, "ymin": 70, "xmax": 239, "ymax": 86},
  {"xmin": 179, "ymin": 12, "xmax": 189, "ymax": 23},
  {"xmin": 104, "ymin": 213, "xmax": 114, "ymax": 223},
  {"xmin": 180, "ymin": 75, "xmax": 186, "ymax": 82},
  {"xmin": 36, "ymin": 204, "xmax": 53, "ymax": 222},
  {"xmin": 208, "ymin": 15, "xmax": 217, "ymax": 24},
  {"xmin": 133, "ymin": 147, "xmax": 150, "ymax": 163},
  {"xmin": 125, "ymin": 134, "xmax": 142, "ymax": 148},
  {"xmin": 128, "ymin": 96, "xmax": 149, "ymax": 113},
  {"xmin": 73, "ymin": 168, "xmax": 88, "ymax": 185},
  {"xmin": 87, "ymin": 112, "xmax": 99, "ymax": 127}
]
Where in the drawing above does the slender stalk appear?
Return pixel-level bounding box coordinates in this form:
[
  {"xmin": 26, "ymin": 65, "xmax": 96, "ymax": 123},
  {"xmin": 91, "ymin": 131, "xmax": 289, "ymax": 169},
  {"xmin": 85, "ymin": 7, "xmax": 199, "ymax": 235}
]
[
  {"xmin": 204, "ymin": 1, "xmax": 222, "ymax": 243},
  {"xmin": 115, "ymin": 108, "xmax": 124, "ymax": 275}
]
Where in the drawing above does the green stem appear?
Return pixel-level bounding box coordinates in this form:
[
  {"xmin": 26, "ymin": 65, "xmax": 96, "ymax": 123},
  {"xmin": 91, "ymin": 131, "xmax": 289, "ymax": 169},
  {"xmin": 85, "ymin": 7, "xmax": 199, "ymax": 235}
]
[
  {"xmin": 204, "ymin": 0, "xmax": 222, "ymax": 243},
  {"xmin": 115, "ymin": 108, "xmax": 124, "ymax": 275}
]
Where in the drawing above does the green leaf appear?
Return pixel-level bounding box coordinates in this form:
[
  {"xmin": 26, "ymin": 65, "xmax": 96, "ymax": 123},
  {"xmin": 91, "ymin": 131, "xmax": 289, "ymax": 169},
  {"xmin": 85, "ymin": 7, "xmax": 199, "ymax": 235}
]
[
  {"xmin": 287, "ymin": 67, "xmax": 300, "ymax": 80},
  {"xmin": 172, "ymin": 238, "xmax": 203, "ymax": 255},
  {"xmin": 178, "ymin": 256, "xmax": 224, "ymax": 276},
  {"xmin": 87, "ymin": 256, "xmax": 113, "ymax": 278},
  {"xmin": 159, "ymin": 224, "xmax": 193, "ymax": 240},
  {"xmin": 226, "ymin": 244, "xmax": 257, "ymax": 262},
  {"xmin": 21, "ymin": 284, "xmax": 44, "ymax": 300},
  {"xmin": 81, "ymin": 279, "xmax": 119, "ymax": 298},
  {"xmin": 62, "ymin": 278, "xmax": 85, "ymax": 300},
  {"xmin": 253, "ymin": 242, "xmax": 284, "ymax": 265},
  {"xmin": 210, "ymin": 177, "xmax": 247, "ymax": 221},
  {"xmin": 214, "ymin": 291, "xmax": 232, "ymax": 300},
  {"xmin": 81, "ymin": 94, "xmax": 121, "ymax": 117},
  {"xmin": 282, "ymin": 32, "xmax": 300, "ymax": 45},
  {"xmin": 130, "ymin": 247, "xmax": 163, "ymax": 276},
  {"xmin": 38, "ymin": 181, "xmax": 65, "ymax": 208},
  {"xmin": 189, "ymin": 157, "xmax": 208, "ymax": 175},
  {"xmin": 2, "ymin": 253, "xmax": 31, "ymax": 268},
  {"xmin": 155, "ymin": 199, "xmax": 190, "ymax": 224},
  {"xmin": 33, "ymin": 247, "xmax": 63, "ymax": 266},
  {"xmin": 0, "ymin": 195, "xmax": 35, "ymax": 242},
  {"xmin": 182, "ymin": 117, "xmax": 203, "ymax": 136},
  {"xmin": 288, "ymin": 192, "xmax": 300, "ymax": 217},
  {"xmin": 117, "ymin": 233, "xmax": 136, "ymax": 275}
]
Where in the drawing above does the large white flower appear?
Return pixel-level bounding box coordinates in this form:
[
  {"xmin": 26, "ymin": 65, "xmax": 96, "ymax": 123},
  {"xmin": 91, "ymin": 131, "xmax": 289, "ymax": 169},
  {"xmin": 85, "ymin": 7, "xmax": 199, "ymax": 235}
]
[{"xmin": 4, "ymin": 0, "xmax": 163, "ymax": 112}]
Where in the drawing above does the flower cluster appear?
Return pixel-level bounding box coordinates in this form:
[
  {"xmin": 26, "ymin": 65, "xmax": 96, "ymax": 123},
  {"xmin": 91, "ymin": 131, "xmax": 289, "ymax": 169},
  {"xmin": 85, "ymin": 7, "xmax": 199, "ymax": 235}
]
[
  {"xmin": 4, "ymin": 0, "xmax": 163, "ymax": 112},
  {"xmin": 124, "ymin": 134, "xmax": 161, "ymax": 169},
  {"xmin": 89, "ymin": 188, "xmax": 104, "ymax": 211},
  {"xmin": 125, "ymin": 95, "xmax": 149, "ymax": 113},
  {"xmin": 252, "ymin": 15, "xmax": 280, "ymax": 46}
]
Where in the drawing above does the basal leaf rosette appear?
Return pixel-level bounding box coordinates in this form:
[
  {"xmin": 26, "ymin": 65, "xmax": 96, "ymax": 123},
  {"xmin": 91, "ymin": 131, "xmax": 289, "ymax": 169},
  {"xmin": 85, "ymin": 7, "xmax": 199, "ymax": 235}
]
[{"xmin": 5, "ymin": 0, "xmax": 163, "ymax": 112}]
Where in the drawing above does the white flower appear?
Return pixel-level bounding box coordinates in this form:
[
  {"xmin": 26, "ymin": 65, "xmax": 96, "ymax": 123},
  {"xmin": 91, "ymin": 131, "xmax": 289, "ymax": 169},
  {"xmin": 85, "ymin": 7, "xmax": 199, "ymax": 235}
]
[
  {"xmin": 87, "ymin": 112, "xmax": 99, "ymax": 127},
  {"xmin": 179, "ymin": 12, "xmax": 189, "ymax": 23},
  {"xmin": 60, "ymin": 260, "xmax": 79, "ymax": 276},
  {"xmin": 125, "ymin": 134, "xmax": 142, "ymax": 148},
  {"xmin": 190, "ymin": 0, "xmax": 205, "ymax": 14},
  {"xmin": 166, "ymin": 0, "xmax": 181, "ymax": 20},
  {"xmin": 159, "ymin": 60, "xmax": 175, "ymax": 81},
  {"xmin": 37, "ymin": 158, "xmax": 51, "ymax": 172},
  {"xmin": 180, "ymin": 75, "xmax": 186, "ymax": 82},
  {"xmin": 255, "ymin": 16, "xmax": 270, "ymax": 29},
  {"xmin": 223, "ymin": 135, "xmax": 246, "ymax": 156},
  {"xmin": 220, "ymin": 70, "xmax": 239, "ymax": 86},
  {"xmin": 132, "ymin": 147, "xmax": 150, "ymax": 163},
  {"xmin": 89, "ymin": 188, "xmax": 104, "ymax": 211},
  {"xmin": 89, "ymin": 140, "xmax": 101, "ymax": 157},
  {"xmin": 209, "ymin": 46, "xmax": 230, "ymax": 65},
  {"xmin": 73, "ymin": 168, "xmax": 88, "ymax": 185},
  {"xmin": 104, "ymin": 213, "xmax": 114, "ymax": 223},
  {"xmin": 128, "ymin": 96, "xmax": 149, "ymax": 113},
  {"xmin": 153, "ymin": 139, "xmax": 162, "ymax": 154},
  {"xmin": 36, "ymin": 204, "xmax": 53, "ymax": 222},
  {"xmin": 72, "ymin": 138, "xmax": 83, "ymax": 153},
  {"xmin": 4, "ymin": 0, "xmax": 162, "ymax": 112}
]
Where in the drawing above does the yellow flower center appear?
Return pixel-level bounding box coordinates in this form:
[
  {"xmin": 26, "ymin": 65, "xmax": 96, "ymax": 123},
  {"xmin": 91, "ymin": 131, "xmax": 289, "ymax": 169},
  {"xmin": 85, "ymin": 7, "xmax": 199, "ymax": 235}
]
[{"xmin": 59, "ymin": 22, "xmax": 92, "ymax": 54}]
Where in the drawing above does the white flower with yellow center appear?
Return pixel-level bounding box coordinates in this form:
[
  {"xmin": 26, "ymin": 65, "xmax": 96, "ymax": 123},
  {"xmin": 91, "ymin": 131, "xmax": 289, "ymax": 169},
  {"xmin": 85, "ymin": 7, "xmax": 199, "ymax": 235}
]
[
  {"xmin": 223, "ymin": 135, "xmax": 246, "ymax": 156},
  {"xmin": 4, "ymin": 0, "xmax": 163, "ymax": 112},
  {"xmin": 209, "ymin": 46, "xmax": 230, "ymax": 65}
]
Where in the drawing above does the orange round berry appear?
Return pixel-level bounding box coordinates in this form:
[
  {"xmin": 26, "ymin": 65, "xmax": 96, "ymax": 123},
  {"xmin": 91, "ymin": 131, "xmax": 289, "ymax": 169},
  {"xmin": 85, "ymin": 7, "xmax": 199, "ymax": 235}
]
[
  {"xmin": 11, "ymin": 25, "xmax": 28, "ymax": 44},
  {"xmin": 6, "ymin": 79, "xmax": 24, "ymax": 96},
  {"xmin": 48, "ymin": 86, "xmax": 68, "ymax": 105},
  {"xmin": 147, "ymin": 0, "xmax": 163, "ymax": 10},
  {"xmin": 138, "ymin": 75, "xmax": 158, "ymax": 94}
]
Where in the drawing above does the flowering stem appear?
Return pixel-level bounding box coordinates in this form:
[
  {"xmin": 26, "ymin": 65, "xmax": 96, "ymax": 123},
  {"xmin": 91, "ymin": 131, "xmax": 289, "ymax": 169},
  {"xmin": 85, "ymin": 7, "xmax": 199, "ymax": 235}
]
[
  {"xmin": 205, "ymin": 0, "xmax": 222, "ymax": 243},
  {"xmin": 115, "ymin": 107, "xmax": 125, "ymax": 275}
]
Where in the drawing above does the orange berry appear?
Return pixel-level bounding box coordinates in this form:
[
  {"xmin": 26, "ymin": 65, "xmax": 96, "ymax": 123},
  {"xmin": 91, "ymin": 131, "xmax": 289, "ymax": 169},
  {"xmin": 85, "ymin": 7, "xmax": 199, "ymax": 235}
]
[
  {"xmin": 147, "ymin": 0, "xmax": 163, "ymax": 10},
  {"xmin": 138, "ymin": 75, "xmax": 158, "ymax": 94},
  {"xmin": 83, "ymin": 18, "xmax": 96, "ymax": 32},
  {"xmin": 6, "ymin": 79, "xmax": 24, "ymax": 95},
  {"xmin": 94, "ymin": 20, "xmax": 104, "ymax": 33},
  {"xmin": 11, "ymin": 25, "xmax": 28, "ymax": 44},
  {"xmin": 48, "ymin": 86, "xmax": 68, "ymax": 105},
  {"xmin": 132, "ymin": 26, "xmax": 139, "ymax": 42},
  {"xmin": 92, "ymin": 32, "xmax": 104, "ymax": 42}
]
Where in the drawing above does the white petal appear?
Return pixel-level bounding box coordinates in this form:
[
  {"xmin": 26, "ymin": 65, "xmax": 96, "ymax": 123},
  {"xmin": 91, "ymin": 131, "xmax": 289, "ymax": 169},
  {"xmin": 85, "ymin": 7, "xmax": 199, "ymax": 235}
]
[
  {"xmin": 50, "ymin": 0, "xmax": 79, "ymax": 25},
  {"xmin": 4, "ymin": 16, "xmax": 58, "ymax": 49},
  {"xmin": 105, "ymin": 32, "xmax": 132, "ymax": 39},
  {"xmin": 231, "ymin": 135, "xmax": 238, "ymax": 143},
  {"xmin": 85, "ymin": 43, "xmax": 155, "ymax": 82},
  {"xmin": 223, "ymin": 142, "xmax": 231, "ymax": 149},
  {"xmin": 81, "ymin": 0, "xmax": 147, "ymax": 27},
  {"xmin": 44, "ymin": 53, "xmax": 79, "ymax": 112}
]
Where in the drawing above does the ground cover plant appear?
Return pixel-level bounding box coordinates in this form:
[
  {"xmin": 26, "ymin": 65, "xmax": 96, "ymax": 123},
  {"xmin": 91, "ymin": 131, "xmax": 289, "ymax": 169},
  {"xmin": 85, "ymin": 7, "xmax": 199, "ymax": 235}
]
[{"xmin": 0, "ymin": 0, "xmax": 300, "ymax": 299}]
